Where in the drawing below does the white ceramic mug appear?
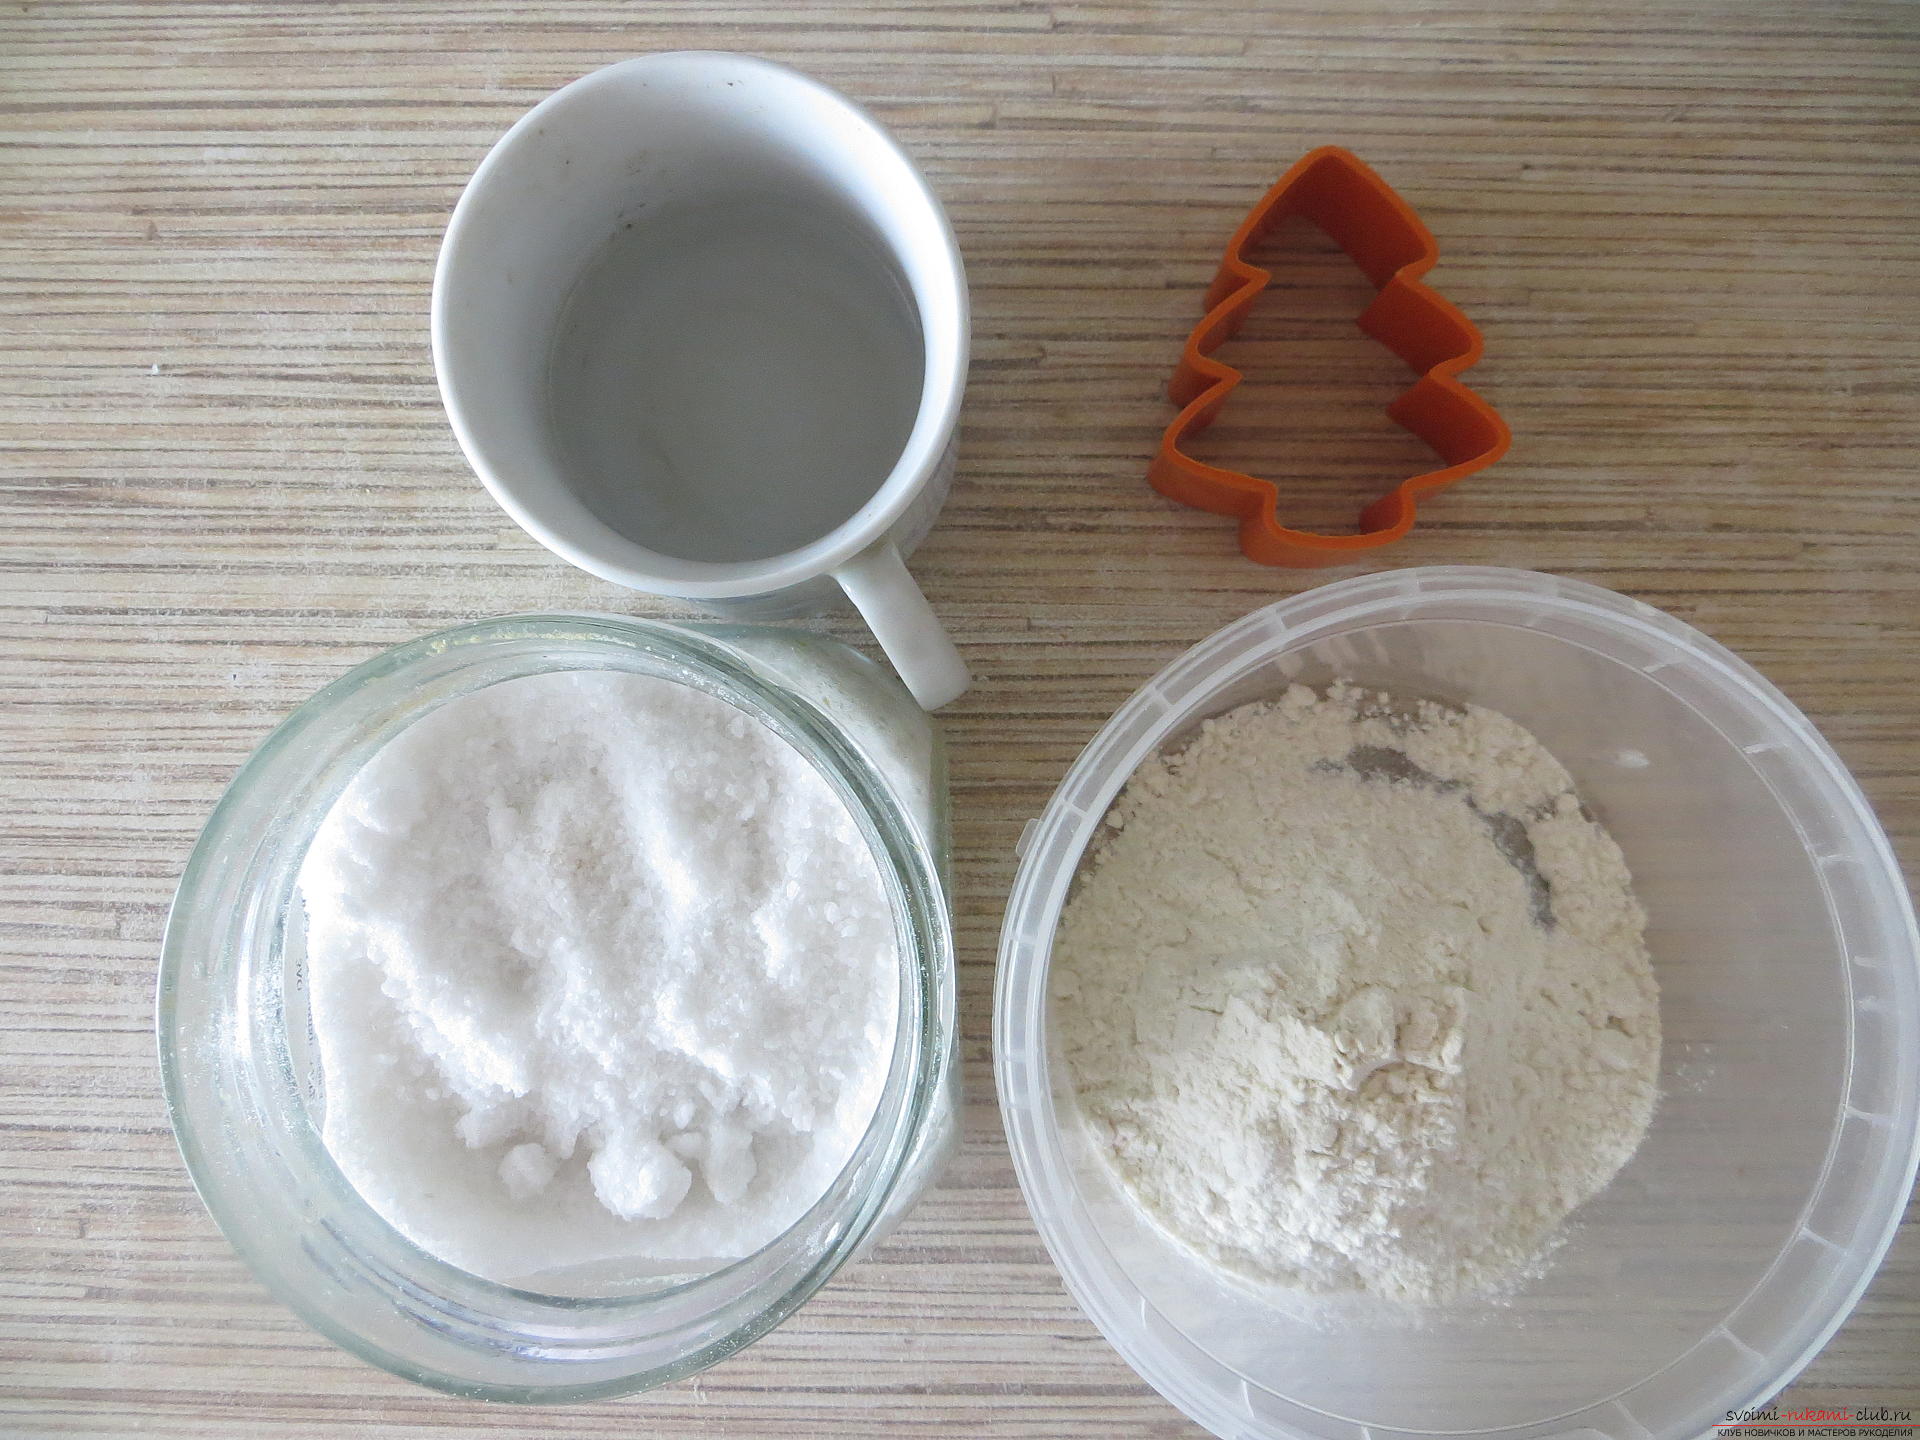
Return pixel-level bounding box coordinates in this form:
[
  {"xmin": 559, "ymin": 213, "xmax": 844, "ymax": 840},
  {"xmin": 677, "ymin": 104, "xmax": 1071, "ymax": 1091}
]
[{"xmin": 432, "ymin": 53, "xmax": 971, "ymax": 709}]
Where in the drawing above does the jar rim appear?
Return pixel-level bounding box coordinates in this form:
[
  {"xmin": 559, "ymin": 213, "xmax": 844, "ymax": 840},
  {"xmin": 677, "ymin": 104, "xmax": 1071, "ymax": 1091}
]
[{"xmin": 157, "ymin": 612, "xmax": 953, "ymax": 1400}]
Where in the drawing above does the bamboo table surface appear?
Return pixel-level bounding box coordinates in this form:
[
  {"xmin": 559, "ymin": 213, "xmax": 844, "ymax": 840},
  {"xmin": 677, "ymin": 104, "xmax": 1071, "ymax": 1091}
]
[{"xmin": 3, "ymin": 1, "xmax": 1918, "ymax": 1435}]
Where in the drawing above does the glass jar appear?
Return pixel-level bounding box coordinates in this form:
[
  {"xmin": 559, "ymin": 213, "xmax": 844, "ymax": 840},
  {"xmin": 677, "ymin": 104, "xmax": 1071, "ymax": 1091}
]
[{"xmin": 158, "ymin": 614, "xmax": 957, "ymax": 1400}]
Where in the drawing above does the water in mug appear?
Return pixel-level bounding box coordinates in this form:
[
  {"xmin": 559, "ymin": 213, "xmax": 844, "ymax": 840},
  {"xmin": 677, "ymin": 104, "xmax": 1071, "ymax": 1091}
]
[{"xmin": 546, "ymin": 197, "xmax": 926, "ymax": 564}]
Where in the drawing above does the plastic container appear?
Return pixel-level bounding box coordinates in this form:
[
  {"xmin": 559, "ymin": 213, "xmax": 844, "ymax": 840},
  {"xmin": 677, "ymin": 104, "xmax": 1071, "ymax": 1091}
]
[
  {"xmin": 159, "ymin": 614, "xmax": 957, "ymax": 1400},
  {"xmin": 995, "ymin": 567, "xmax": 1919, "ymax": 1440}
]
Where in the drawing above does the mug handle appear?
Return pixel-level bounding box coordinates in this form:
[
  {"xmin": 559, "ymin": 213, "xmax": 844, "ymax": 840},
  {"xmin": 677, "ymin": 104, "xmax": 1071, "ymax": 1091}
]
[{"xmin": 834, "ymin": 540, "xmax": 970, "ymax": 710}]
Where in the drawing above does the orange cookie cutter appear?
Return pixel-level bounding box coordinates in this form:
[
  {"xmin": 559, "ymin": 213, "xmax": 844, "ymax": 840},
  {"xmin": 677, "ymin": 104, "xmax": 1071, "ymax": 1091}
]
[{"xmin": 1148, "ymin": 146, "xmax": 1510, "ymax": 566}]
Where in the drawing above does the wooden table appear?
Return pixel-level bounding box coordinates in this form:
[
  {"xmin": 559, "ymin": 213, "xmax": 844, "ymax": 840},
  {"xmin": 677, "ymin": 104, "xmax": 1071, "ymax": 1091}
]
[{"xmin": 4, "ymin": 2, "xmax": 1917, "ymax": 1434}]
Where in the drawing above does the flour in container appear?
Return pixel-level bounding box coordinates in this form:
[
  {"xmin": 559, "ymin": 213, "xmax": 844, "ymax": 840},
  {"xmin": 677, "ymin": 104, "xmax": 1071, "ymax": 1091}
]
[
  {"xmin": 299, "ymin": 669, "xmax": 898, "ymax": 1287},
  {"xmin": 1051, "ymin": 683, "xmax": 1661, "ymax": 1305}
]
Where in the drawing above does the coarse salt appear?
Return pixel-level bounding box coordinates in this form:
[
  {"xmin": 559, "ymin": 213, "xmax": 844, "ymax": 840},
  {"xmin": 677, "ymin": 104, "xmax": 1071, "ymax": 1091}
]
[{"xmin": 299, "ymin": 668, "xmax": 899, "ymax": 1287}]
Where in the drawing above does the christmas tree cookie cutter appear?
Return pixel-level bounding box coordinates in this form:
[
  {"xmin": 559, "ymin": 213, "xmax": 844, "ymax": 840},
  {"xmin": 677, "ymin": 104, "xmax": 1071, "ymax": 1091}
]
[{"xmin": 1148, "ymin": 146, "xmax": 1510, "ymax": 566}]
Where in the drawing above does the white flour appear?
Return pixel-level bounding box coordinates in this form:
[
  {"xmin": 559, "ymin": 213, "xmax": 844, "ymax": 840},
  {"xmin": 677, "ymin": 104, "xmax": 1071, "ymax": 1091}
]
[
  {"xmin": 1052, "ymin": 683, "xmax": 1660, "ymax": 1305},
  {"xmin": 299, "ymin": 669, "xmax": 898, "ymax": 1287}
]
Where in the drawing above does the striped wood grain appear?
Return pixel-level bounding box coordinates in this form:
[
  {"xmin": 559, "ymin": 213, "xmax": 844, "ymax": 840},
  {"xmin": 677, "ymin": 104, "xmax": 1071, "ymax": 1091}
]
[{"xmin": 2, "ymin": 1, "xmax": 1917, "ymax": 1435}]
